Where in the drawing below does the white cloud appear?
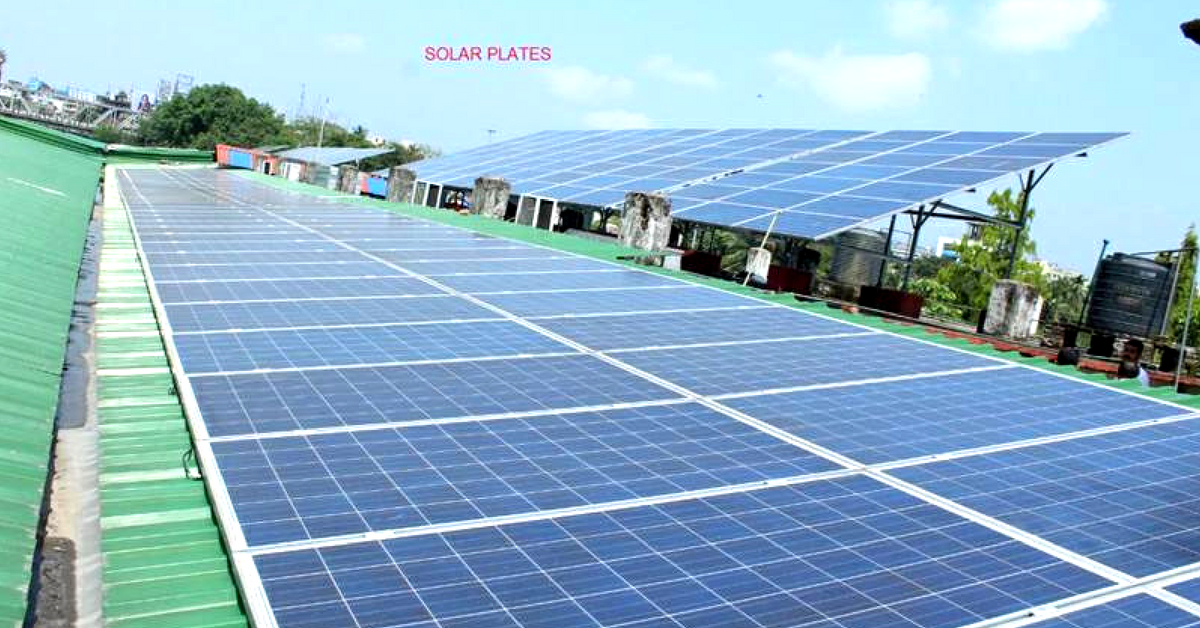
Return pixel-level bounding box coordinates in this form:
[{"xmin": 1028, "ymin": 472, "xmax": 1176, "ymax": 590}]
[
  {"xmin": 768, "ymin": 48, "xmax": 931, "ymax": 112},
  {"xmin": 318, "ymin": 33, "xmax": 366, "ymax": 54},
  {"xmin": 582, "ymin": 109, "xmax": 652, "ymax": 129},
  {"xmin": 642, "ymin": 55, "xmax": 718, "ymax": 89},
  {"xmin": 980, "ymin": 0, "xmax": 1107, "ymax": 52},
  {"xmin": 544, "ymin": 66, "xmax": 633, "ymax": 102},
  {"xmin": 886, "ymin": 0, "xmax": 950, "ymax": 40}
]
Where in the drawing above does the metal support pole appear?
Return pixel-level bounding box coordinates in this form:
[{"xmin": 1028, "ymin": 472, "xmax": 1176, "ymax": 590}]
[
  {"xmin": 1005, "ymin": 170, "xmax": 1034, "ymax": 279},
  {"xmin": 316, "ymin": 98, "xmax": 329, "ymax": 148},
  {"xmin": 901, "ymin": 206, "xmax": 928, "ymax": 292},
  {"xmin": 1176, "ymin": 273, "xmax": 1197, "ymax": 393},
  {"xmin": 877, "ymin": 214, "xmax": 897, "ymax": 288},
  {"xmin": 1004, "ymin": 164, "xmax": 1054, "ymax": 279}
]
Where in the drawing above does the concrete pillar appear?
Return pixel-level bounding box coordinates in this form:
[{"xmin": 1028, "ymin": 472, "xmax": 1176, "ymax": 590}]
[
  {"xmin": 471, "ymin": 176, "xmax": 511, "ymax": 219},
  {"xmin": 746, "ymin": 247, "xmax": 772, "ymax": 284},
  {"xmin": 386, "ymin": 167, "xmax": 416, "ymax": 203},
  {"xmin": 337, "ymin": 165, "xmax": 359, "ymax": 194},
  {"xmin": 982, "ymin": 280, "xmax": 1044, "ymax": 339},
  {"xmin": 515, "ymin": 196, "xmax": 538, "ymax": 226},
  {"xmin": 300, "ymin": 162, "xmax": 319, "ymax": 185},
  {"xmin": 620, "ymin": 192, "xmax": 672, "ymax": 251}
]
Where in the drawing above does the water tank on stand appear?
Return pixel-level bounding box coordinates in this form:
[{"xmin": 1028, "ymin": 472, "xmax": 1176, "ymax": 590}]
[
  {"xmin": 1085, "ymin": 253, "xmax": 1172, "ymax": 337},
  {"xmin": 830, "ymin": 228, "xmax": 887, "ymax": 286}
]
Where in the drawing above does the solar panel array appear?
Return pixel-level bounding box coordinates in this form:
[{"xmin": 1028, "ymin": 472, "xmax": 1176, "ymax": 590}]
[
  {"xmin": 119, "ymin": 167, "xmax": 1200, "ymax": 628},
  {"xmin": 404, "ymin": 129, "xmax": 1125, "ymax": 239}
]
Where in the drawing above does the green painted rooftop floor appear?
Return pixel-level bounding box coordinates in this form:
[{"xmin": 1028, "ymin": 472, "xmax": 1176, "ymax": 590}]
[{"xmin": 96, "ymin": 177, "xmax": 247, "ymax": 628}]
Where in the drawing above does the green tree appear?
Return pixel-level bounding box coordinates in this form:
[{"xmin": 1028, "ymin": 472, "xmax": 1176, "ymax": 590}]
[
  {"xmin": 283, "ymin": 116, "xmax": 372, "ymax": 148},
  {"xmin": 1157, "ymin": 225, "xmax": 1199, "ymax": 346},
  {"xmin": 138, "ymin": 84, "xmax": 286, "ymax": 150},
  {"xmin": 908, "ymin": 253, "xmax": 953, "ymax": 282},
  {"xmin": 359, "ymin": 141, "xmax": 441, "ymax": 171},
  {"xmin": 1042, "ymin": 274, "xmax": 1088, "ymax": 324},
  {"xmin": 92, "ymin": 124, "xmax": 127, "ymax": 144},
  {"xmin": 909, "ymin": 277, "xmax": 965, "ymax": 319},
  {"xmin": 937, "ymin": 188, "xmax": 1044, "ymax": 312}
]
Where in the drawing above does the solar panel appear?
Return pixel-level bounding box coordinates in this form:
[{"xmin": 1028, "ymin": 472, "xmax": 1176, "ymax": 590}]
[
  {"xmin": 1022, "ymin": 595, "xmax": 1200, "ymax": 628},
  {"xmin": 213, "ymin": 403, "xmax": 841, "ymax": 545},
  {"xmin": 404, "ymin": 128, "xmax": 1124, "ymax": 240},
  {"xmin": 615, "ymin": 333, "xmax": 998, "ymax": 396},
  {"xmin": 174, "ymin": 320, "xmax": 573, "ymax": 374},
  {"xmin": 115, "ymin": 167, "xmax": 1199, "ymax": 628},
  {"xmin": 725, "ymin": 367, "xmax": 1186, "ymax": 464},
  {"xmin": 191, "ymin": 354, "xmax": 678, "ymax": 437},
  {"xmin": 671, "ymin": 131, "xmax": 1126, "ymax": 239},
  {"xmin": 252, "ymin": 476, "xmax": 1110, "ymax": 628},
  {"xmin": 892, "ymin": 420, "xmax": 1200, "ymax": 577}
]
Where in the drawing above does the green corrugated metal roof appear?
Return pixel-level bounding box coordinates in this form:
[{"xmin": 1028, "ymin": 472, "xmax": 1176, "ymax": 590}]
[
  {"xmin": 96, "ymin": 170, "xmax": 248, "ymax": 628},
  {"xmin": 0, "ymin": 116, "xmax": 214, "ymax": 164},
  {"xmin": 0, "ymin": 115, "xmax": 102, "ymax": 627}
]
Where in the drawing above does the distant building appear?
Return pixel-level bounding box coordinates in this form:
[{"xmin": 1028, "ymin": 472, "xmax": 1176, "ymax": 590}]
[{"xmin": 1036, "ymin": 260, "xmax": 1084, "ymax": 281}]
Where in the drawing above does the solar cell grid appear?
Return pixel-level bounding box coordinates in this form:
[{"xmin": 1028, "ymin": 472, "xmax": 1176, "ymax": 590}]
[
  {"xmin": 438, "ymin": 270, "xmax": 681, "ymax": 294},
  {"xmin": 479, "ymin": 285, "xmax": 759, "ymax": 317},
  {"xmin": 725, "ymin": 367, "xmax": 1186, "ymax": 464},
  {"xmin": 669, "ymin": 130, "xmax": 1124, "ymax": 238},
  {"xmin": 371, "ymin": 247, "xmax": 566, "ymax": 263},
  {"xmin": 1168, "ymin": 577, "xmax": 1200, "ymax": 608},
  {"xmin": 145, "ymin": 250, "xmax": 370, "ymax": 265},
  {"xmin": 139, "ymin": 239, "xmax": 336, "ymax": 253},
  {"xmin": 1023, "ymin": 595, "xmax": 1200, "ymax": 628},
  {"xmin": 192, "ymin": 354, "xmax": 679, "ymax": 437},
  {"xmin": 404, "ymin": 257, "xmax": 617, "ymax": 275},
  {"xmin": 155, "ymin": 276, "xmax": 441, "ymax": 304},
  {"xmin": 165, "ymin": 295, "xmax": 495, "ymax": 332},
  {"xmin": 893, "ymin": 419, "xmax": 1200, "ymax": 577},
  {"xmin": 252, "ymin": 475, "xmax": 1110, "ymax": 628},
  {"xmin": 175, "ymin": 320, "xmax": 574, "ymax": 374},
  {"xmin": 538, "ymin": 307, "xmax": 867, "ymax": 351},
  {"xmin": 213, "ymin": 402, "xmax": 840, "ymax": 545},
  {"xmin": 618, "ymin": 333, "xmax": 998, "ymax": 396},
  {"xmin": 151, "ymin": 261, "xmax": 401, "ymax": 282}
]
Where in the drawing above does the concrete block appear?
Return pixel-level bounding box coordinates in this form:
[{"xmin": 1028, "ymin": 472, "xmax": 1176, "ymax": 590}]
[
  {"xmin": 620, "ymin": 192, "xmax": 672, "ymax": 251},
  {"xmin": 337, "ymin": 165, "xmax": 359, "ymax": 194},
  {"xmin": 472, "ymin": 176, "xmax": 511, "ymax": 219},
  {"xmin": 300, "ymin": 162, "xmax": 319, "ymax": 185},
  {"xmin": 983, "ymin": 280, "xmax": 1044, "ymax": 339},
  {"xmin": 386, "ymin": 167, "xmax": 417, "ymax": 203},
  {"xmin": 515, "ymin": 196, "xmax": 538, "ymax": 226},
  {"xmin": 746, "ymin": 247, "xmax": 771, "ymax": 284}
]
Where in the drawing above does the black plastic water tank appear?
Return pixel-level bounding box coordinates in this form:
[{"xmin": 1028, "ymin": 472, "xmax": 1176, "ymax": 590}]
[{"xmin": 1085, "ymin": 253, "xmax": 1172, "ymax": 337}]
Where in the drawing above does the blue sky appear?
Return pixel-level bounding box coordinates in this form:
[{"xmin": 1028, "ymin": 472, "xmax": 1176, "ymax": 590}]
[{"xmin": 3, "ymin": 0, "xmax": 1197, "ymax": 272}]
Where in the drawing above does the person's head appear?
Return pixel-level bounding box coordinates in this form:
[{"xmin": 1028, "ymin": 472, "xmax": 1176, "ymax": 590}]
[
  {"xmin": 1056, "ymin": 346, "xmax": 1081, "ymax": 366},
  {"xmin": 1120, "ymin": 338, "xmax": 1144, "ymax": 363},
  {"xmin": 1116, "ymin": 359, "xmax": 1141, "ymax": 380}
]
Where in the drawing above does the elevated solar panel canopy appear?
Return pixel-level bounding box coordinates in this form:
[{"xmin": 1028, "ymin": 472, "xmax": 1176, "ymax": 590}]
[{"xmin": 402, "ymin": 128, "xmax": 1125, "ymax": 240}]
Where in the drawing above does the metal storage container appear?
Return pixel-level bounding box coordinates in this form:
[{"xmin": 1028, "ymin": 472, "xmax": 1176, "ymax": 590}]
[{"xmin": 830, "ymin": 228, "xmax": 886, "ymax": 286}]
